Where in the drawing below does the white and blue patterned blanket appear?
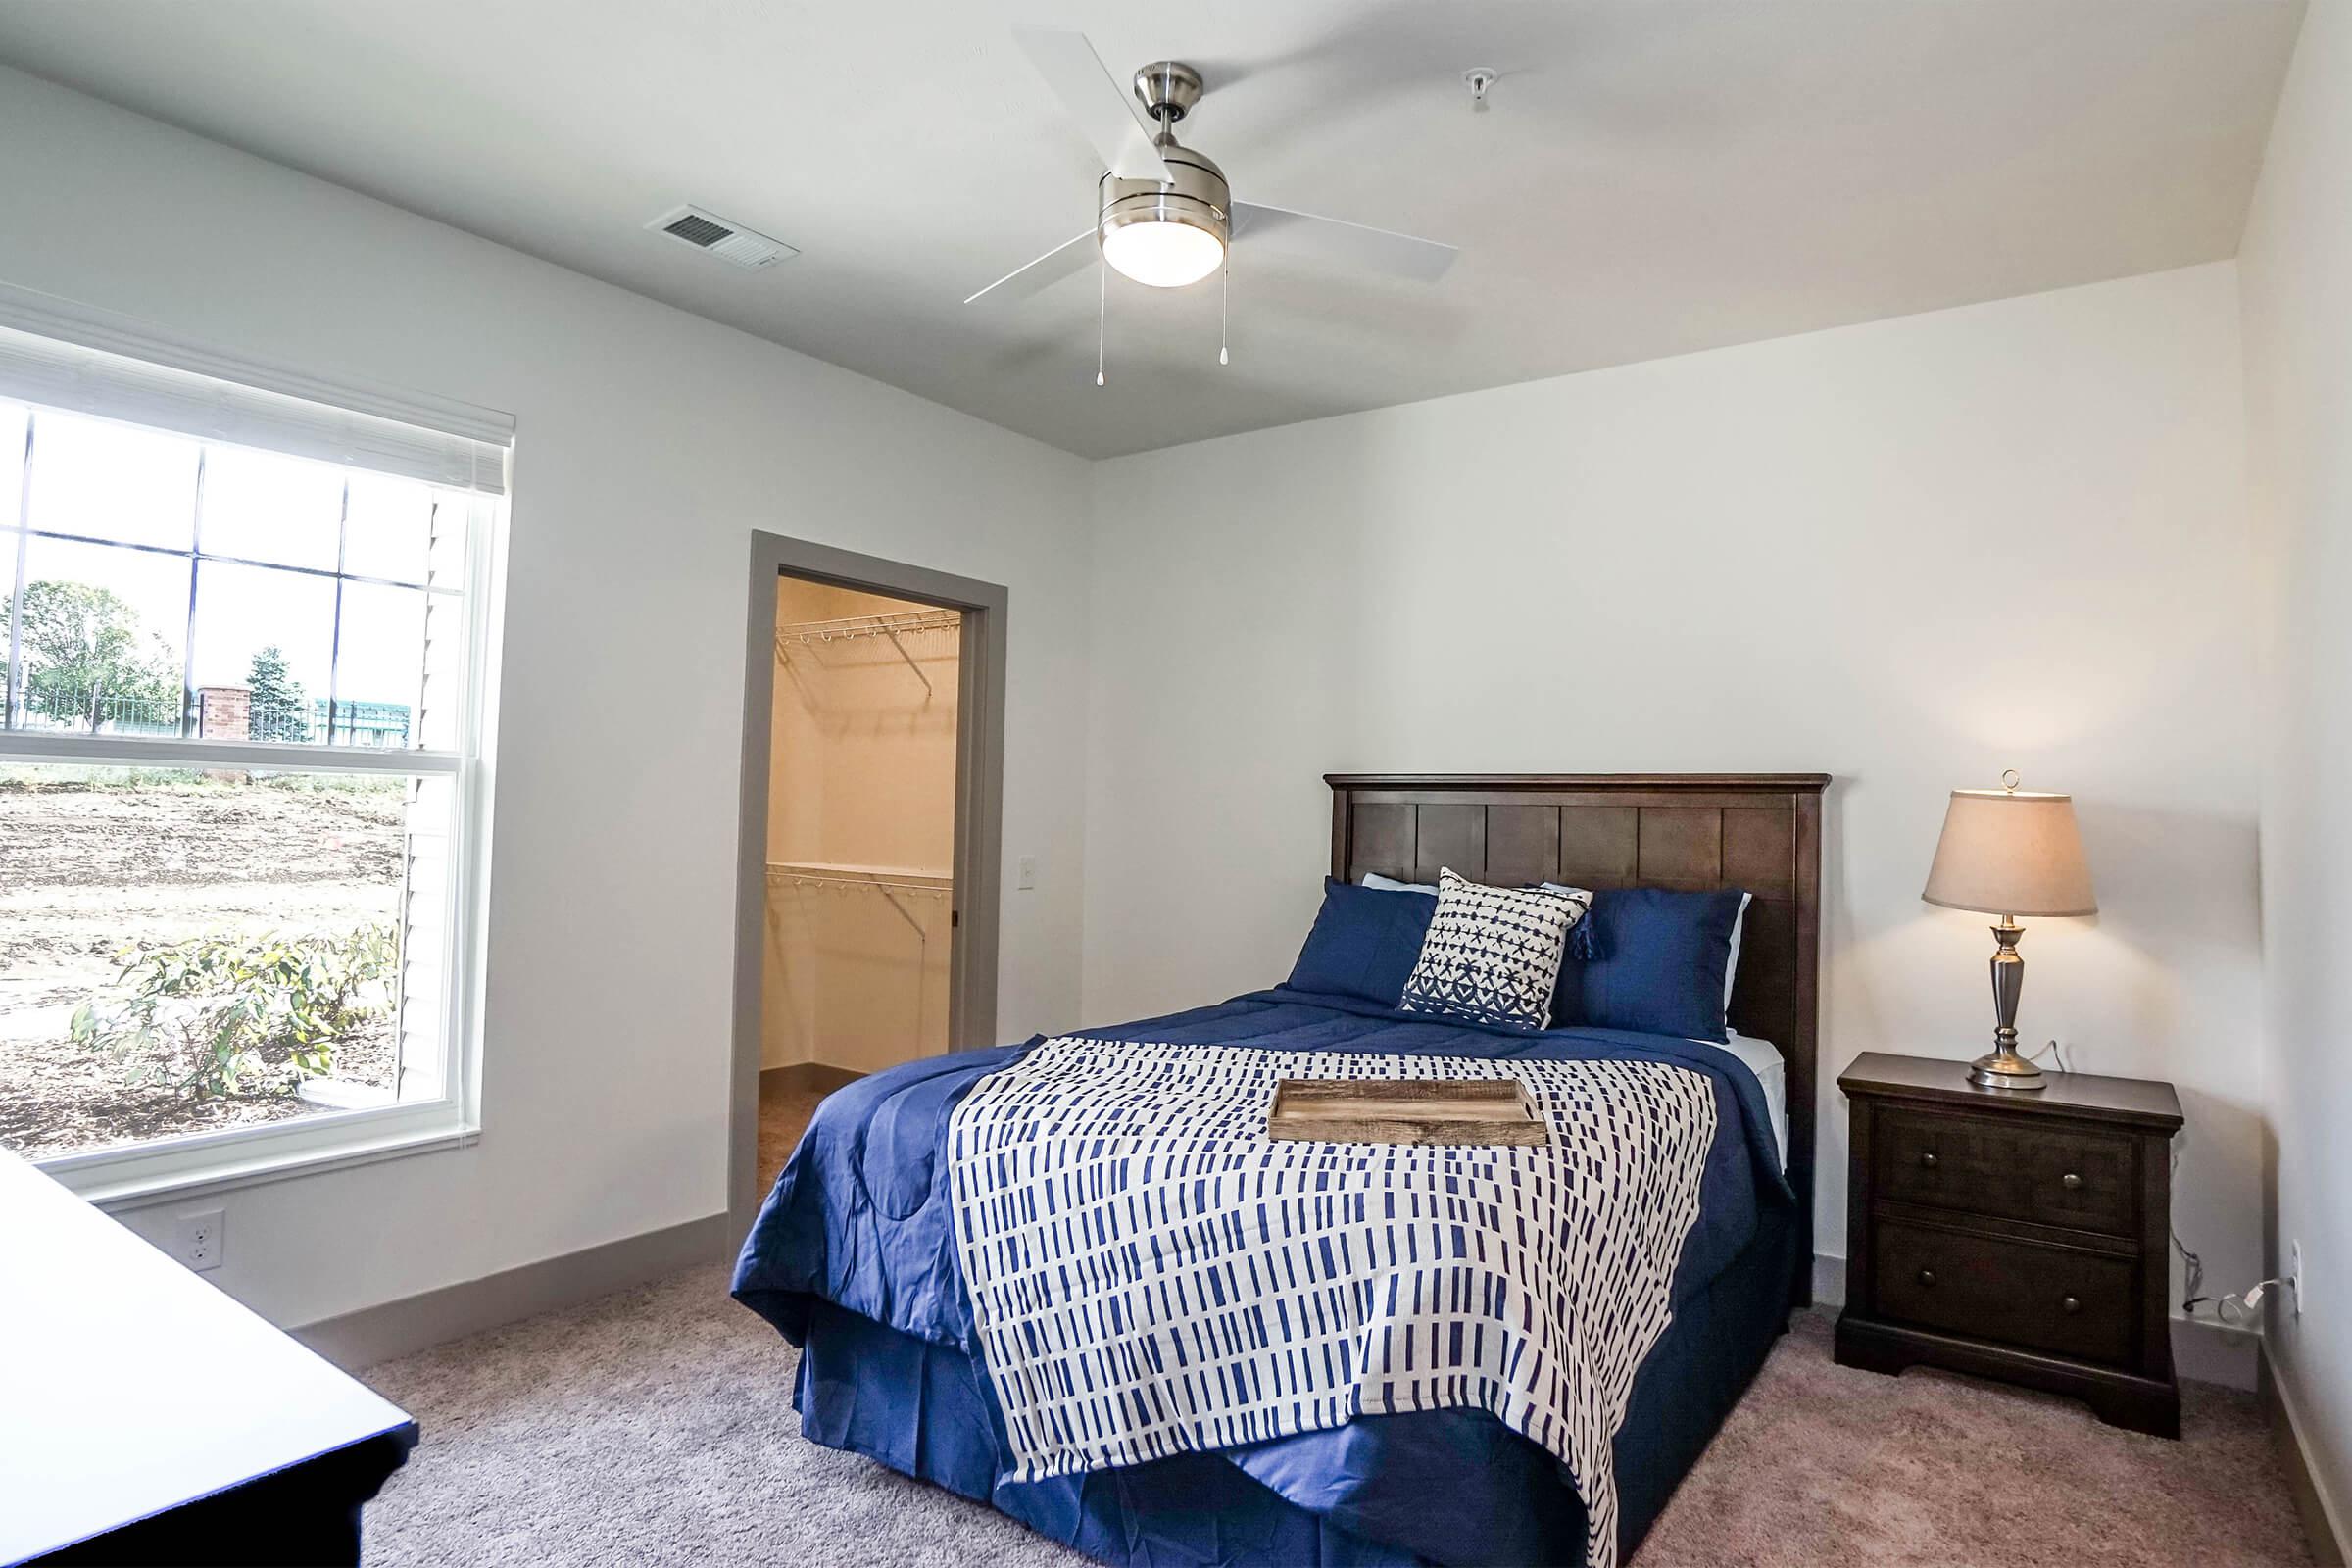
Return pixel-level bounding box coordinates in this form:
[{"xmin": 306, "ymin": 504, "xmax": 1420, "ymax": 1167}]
[{"xmin": 947, "ymin": 1037, "xmax": 1719, "ymax": 1568}]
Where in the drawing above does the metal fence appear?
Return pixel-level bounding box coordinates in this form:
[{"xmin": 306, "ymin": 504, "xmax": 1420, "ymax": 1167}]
[
  {"xmin": 322, "ymin": 700, "xmax": 412, "ymax": 748},
  {"xmin": 11, "ymin": 691, "xmax": 410, "ymax": 746},
  {"xmin": 101, "ymin": 691, "xmax": 184, "ymax": 735},
  {"xmin": 12, "ymin": 689, "xmax": 184, "ymax": 736},
  {"xmin": 241, "ymin": 698, "xmax": 414, "ymax": 747}
]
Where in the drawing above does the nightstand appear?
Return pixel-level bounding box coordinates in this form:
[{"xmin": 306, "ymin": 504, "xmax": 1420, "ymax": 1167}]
[{"xmin": 1833, "ymin": 1051, "xmax": 2183, "ymax": 1438}]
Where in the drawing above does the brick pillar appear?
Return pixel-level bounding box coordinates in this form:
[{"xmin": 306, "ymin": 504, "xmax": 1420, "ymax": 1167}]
[{"xmin": 197, "ymin": 686, "xmax": 251, "ymax": 741}]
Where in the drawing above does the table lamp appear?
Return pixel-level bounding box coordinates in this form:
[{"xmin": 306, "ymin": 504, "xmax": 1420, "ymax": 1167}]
[{"xmin": 1921, "ymin": 771, "xmax": 2097, "ymax": 1091}]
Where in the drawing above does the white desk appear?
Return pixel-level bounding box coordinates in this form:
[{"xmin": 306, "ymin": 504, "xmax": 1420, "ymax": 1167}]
[{"xmin": 0, "ymin": 1151, "xmax": 416, "ymax": 1565}]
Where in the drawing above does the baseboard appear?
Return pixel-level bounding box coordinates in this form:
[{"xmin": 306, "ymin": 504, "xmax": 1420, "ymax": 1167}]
[
  {"xmin": 2264, "ymin": 1347, "xmax": 2350, "ymax": 1566},
  {"xmin": 1812, "ymin": 1252, "xmax": 2255, "ymax": 1391},
  {"xmin": 2173, "ymin": 1316, "xmax": 2259, "ymax": 1391},
  {"xmin": 761, "ymin": 1062, "xmax": 860, "ymax": 1095},
  {"xmin": 292, "ymin": 1211, "xmax": 731, "ymax": 1371}
]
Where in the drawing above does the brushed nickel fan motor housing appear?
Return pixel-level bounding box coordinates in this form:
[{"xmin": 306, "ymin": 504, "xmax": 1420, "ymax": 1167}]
[{"xmin": 1097, "ymin": 138, "xmax": 1230, "ymax": 257}]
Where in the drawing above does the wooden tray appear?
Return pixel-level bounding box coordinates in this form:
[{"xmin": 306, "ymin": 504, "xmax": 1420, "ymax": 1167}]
[{"xmin": 1267, "ymin": 1078, "xmax": 1547, "ymax": 1147}]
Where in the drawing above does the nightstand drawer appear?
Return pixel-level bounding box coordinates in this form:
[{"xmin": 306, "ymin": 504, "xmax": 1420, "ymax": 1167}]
[
  {"xmin": 1871, "ymin": 1217, "xmax": 2138, "ymax": 1365},
  {"xmin": 1875, "ymin": 1108, "xmax": 2138, "ymax": 1236}
]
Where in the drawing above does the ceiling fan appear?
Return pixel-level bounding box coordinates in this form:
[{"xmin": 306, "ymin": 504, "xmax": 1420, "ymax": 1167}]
[{"xmin": 967, "ymin": 27, "xmax": 1458, "ymax": 329}]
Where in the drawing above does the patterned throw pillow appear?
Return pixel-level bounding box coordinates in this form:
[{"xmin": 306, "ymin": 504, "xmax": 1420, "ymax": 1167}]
[{"xmin": 1397, "ymin": 869, "xmax": 1594, "ymax": 1031}]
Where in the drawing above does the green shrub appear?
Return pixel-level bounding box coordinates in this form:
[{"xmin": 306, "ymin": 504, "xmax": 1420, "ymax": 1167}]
[{"xmin": 71, "ymin": 924, "xmax": 397, "ymax": 1100}]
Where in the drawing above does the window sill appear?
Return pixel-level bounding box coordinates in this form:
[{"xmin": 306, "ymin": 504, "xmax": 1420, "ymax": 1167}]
[{"xmin": 37, "ymin": 1101, "xmax": 478, "ymax": 1212}]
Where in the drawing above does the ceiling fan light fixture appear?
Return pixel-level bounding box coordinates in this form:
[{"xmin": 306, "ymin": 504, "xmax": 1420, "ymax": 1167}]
[
  {"xmin": 1102, "ymin": 217, "xmax": 1225, "ymax": 288},
  {"xmin": 1098, "ymin": 144, "xmax": 1230, "ymax": 289}
]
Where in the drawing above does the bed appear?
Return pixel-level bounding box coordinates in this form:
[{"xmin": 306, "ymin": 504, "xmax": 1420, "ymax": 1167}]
[{"xmin": 734, "ymin": 773, "xmax": 1825, "ymax": 1567}]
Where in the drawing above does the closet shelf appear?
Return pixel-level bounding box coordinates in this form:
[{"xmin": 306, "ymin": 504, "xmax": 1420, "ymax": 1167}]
[
  {"xmin": 767, "ymin": 859, "xmax": 952, "ymax": 882},
  {"xmin": 766, "ymin": 861, "xmax": 952, "ymax": 939},
  {"xmin": 776, "ymin": 609, "xmax": 959, "ymax": 699},
  {"xmin": 775, "ymin": 610, "xmax": 960, "ymax": 645}
]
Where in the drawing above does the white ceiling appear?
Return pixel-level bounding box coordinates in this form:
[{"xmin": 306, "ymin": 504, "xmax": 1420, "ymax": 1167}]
[{"xmin": 0, "ymin": 1, "xmax": 2305, "ymax": 459}]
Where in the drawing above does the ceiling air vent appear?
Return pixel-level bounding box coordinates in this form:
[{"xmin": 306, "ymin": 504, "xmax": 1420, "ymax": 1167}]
[{"xmin": 646, "ymin": 205, "xmax": 799, "ymax": 270}]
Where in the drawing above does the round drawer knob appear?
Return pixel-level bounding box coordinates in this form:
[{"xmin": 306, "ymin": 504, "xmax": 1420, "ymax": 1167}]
[
  {"xmin": 2062, "ymin": 1295, "xmax": 2082, "ymax": 1314},
  {"xmin": 2061, "ymin": 1173, "xmax": 2083, "ymax": 1191},
  {"xmin": 1919, "ymin": 1152, "xmax": 1938, "ymax": 1170},
  {"xmin": 1918, "ymin": 1268, "xmax": 1937, "ymax": 1288}
]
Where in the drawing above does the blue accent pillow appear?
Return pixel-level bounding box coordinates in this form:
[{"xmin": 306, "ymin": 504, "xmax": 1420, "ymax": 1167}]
[
  {"xmin": 1286, "ymin": 878, "xmax": 1436, "ymax": 1006},
  {"xmin": 1551, "ymin": 887, "xmax": 1748, "ymax": 1043}
]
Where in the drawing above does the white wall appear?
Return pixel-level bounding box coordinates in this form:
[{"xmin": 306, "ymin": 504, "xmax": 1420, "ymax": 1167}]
[
  {"xmin": 2239, "ymin": 0, "xmax": 2352, "ymax": 1523},
  {"xmin": 0, "ymin": 65, "xmax": 1091, "ymax": 1329},
  {"xmin": 1082, "ymin": 264, "xmax": 2265, "ymax": 1322}
]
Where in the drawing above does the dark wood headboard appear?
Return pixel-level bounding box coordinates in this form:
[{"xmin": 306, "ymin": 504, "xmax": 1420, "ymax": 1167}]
[{"xmin": 1327, "ymin": 772, "xmax": 1829, "ymax": 1292}]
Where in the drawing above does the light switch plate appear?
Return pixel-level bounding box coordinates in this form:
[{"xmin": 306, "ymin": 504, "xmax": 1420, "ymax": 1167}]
[{"xmin": 1017, "ymin": 855, "xmax": 1038, "ymax": 891}]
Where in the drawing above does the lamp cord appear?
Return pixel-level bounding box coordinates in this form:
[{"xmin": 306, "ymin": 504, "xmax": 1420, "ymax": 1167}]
[
  {"xmin": 2170, "ymin": 1142, "xmax": 2284, "ymax": 1325},
  {"xmin": 2169, "ymin": 1141, "xmax": 2207, "ymax": 1318},
  {"xmin": 2026, "ymin": 1037, "xmax": 2071, "ymax": 1074}
]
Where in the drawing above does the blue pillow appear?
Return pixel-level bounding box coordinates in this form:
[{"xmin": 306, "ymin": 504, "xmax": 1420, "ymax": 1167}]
[
  {"xmin": 1551, "ymin": 887, "xmax": 1747, "ymax": 1043},
  {"xmin": 1286, "ymin": 879, "xmax": 1436, "ymax": 1006}
]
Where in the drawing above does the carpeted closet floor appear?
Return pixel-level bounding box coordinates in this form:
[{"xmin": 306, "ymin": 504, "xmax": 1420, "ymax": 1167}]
[
  {"xmin": 755, "ymin": 1074, "xmax": 829, "ymax": 1192},
  {"xmin": 361, "ymin": 1262, "xmax": 2313, "ymax": 1567}
]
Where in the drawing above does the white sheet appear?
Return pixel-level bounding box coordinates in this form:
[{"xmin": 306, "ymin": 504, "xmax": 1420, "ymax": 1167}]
[{"xmin": 1702, "ymin": 1031, "xmax": 1788, "ymax": 1171}]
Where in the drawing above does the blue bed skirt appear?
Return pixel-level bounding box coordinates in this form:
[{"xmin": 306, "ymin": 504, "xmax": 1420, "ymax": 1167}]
[{"xmin": 789, "ymin": 1197, "xmax": 1798, "ymax": 1567}]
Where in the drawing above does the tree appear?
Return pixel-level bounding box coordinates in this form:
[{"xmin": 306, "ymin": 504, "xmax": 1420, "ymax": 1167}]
[
  {"xmin": 246, "ymin": 645, "xmax": 310, "ymax": 742},
  {"xmin": 13, "ymin": 580, "xmax": 179, "ymax": 732}
]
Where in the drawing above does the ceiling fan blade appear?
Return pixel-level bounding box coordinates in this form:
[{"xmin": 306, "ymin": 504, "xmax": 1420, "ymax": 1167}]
[
  {"xmin": 1230, "ymin": 201, "xmax": 1457, "ymax": 283},
  {"xmin": 1012, "ymin": 26, "xmax": 1170, "ymax": 180},
  {"xmin": 963, "ymin": 229, "xmax": 1097, "ymax": 306}
]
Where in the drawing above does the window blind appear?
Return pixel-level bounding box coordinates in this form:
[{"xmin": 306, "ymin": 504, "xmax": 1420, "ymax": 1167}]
[{"xmin": 0, "ymin": 311, "xmax": 511, "ymax": 496}]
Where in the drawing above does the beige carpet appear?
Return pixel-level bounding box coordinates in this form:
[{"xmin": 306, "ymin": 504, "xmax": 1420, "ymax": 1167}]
[{"xmin": 360, "ymin": 1263, "xmax": 2311, "ymax": 1567}]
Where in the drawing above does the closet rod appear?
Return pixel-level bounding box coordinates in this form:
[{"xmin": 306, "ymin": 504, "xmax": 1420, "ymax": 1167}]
[{"xmin": 766, "ymin": 866, "xmax": 945, "ymax": 939}]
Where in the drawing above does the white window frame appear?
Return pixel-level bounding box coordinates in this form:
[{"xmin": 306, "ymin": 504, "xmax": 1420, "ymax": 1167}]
[{"xmin": 0, "ymin": 290, "xmax": 508, "ymax": 1209}]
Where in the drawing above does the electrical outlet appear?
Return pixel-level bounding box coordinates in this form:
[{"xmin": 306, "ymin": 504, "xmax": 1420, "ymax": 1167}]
[
  {"xmin": 1017, "ymin": 855, "xmax": 1038, "ymax": 891},
  {"xmin": 2290, "ymin": 1239, "xmax": 2305, "ymax": 1318},
  {"xmin": 175, "ymin": 1207, "xmax": 225, "ymax": 1273}
]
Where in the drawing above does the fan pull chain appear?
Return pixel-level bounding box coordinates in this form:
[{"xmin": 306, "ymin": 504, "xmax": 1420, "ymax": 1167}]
[
  {"xmin": 1219, "ymin": 264, "xmax": 1230, "ymax": 367},
  {"xmin": 1095, "ymin": 251, "xmax": 1108, "ymax": 388}
]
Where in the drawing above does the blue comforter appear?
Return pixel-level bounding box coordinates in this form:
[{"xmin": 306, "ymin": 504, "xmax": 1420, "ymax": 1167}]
[{"xmin": 733, "ymin": 989, "xmax": 1792, "ymax": 1565}]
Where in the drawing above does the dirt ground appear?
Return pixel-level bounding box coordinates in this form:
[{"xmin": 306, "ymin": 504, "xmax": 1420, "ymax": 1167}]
[{"xmin": 0, "ymin": 773, "xmax": 405, "ymax": 1160}]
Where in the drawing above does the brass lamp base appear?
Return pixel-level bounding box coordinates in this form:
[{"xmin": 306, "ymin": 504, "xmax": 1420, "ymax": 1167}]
[
  {"xmin": 1971, "ymin": 916, "xmax": 2046, "ymax": 1090},
  {"xmin": 1969, "ymin": 1046, "xmax": 2046, "ymax": 1091}
]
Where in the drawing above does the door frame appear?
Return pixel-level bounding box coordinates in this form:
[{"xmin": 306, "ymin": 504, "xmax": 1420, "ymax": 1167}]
[{"xmin": 729, "ymin": 531, "xmax": 1008, "ymax": 1249}]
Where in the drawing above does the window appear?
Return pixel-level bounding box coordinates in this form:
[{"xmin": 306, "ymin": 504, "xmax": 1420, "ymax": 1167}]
[{"xmin": 0, "ymin": 308, "xmax": 507, "ymax": 1201}]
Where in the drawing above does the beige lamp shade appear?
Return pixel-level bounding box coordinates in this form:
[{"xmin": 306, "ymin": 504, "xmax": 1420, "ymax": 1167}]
[{"xmin": 1921, "ymin": 789, "xmax": 2097, "ymax": 918}]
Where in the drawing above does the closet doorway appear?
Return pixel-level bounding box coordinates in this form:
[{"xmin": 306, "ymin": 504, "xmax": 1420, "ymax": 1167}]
[{"xmin": 730, "ymin": 535, "xmax": 1005, "ymax": 1245}]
